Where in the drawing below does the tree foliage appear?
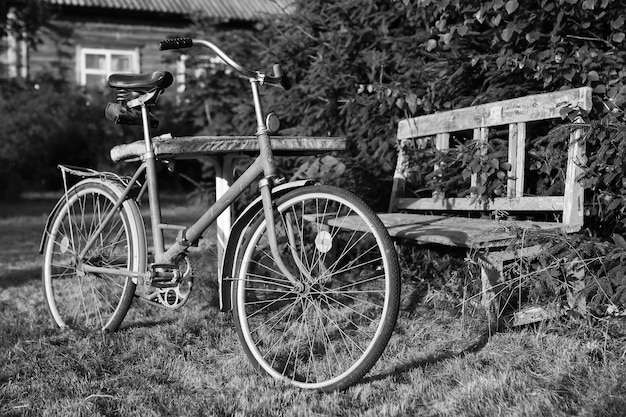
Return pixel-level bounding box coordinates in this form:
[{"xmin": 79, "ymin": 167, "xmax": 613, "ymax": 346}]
[
  {"xmin": 246, "ymin": 0, "xmax": 626, "ymax": 219},
  {"xmin": 0, "ymin": 0, "xmax": 48, "ymax": 43},
  {"xmin": 0, "ymin": 79, "xmax": 131, "ymax": 196}
]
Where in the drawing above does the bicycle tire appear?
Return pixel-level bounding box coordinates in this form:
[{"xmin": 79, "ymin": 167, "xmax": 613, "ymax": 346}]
[
  {"xmin": 232, "ymin": 184, "xmax": 400, "ymax": 391},
  {"xmin": 41, "ymin": 179, "xmax": 146, "ymax": 331}
]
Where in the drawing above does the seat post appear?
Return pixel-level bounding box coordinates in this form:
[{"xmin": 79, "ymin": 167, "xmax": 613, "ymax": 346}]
[{"xmin": 140, "ymin": 102, "xmax": 165, "ymax": 258}]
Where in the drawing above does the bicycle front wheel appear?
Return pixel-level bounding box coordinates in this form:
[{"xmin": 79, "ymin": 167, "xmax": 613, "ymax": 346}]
[
  {"xmin": 232, "ymin": 185, "xmax": 400, "ymax": 391},
  {"xmin": 42, "ymin": 179, "xmax": 146, "ymax": 331}
]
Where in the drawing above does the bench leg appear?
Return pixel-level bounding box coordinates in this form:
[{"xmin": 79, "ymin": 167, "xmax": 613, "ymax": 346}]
[
  {"xmin": 202, "ymin": 155, "xmax": 236, "ymax": 279},
  {"xmin": 479, "ymin": 254, "xmax": 503, "ymax": 332}
]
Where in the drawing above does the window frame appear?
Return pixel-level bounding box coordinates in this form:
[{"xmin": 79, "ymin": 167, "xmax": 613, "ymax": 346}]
[{"xmin": 76, "ymin": 46, "xmax": 140, "ymax": 87}]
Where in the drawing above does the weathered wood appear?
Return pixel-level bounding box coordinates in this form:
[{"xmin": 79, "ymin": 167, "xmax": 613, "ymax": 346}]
[
  {"xmin": 389, "ymin": 141, "xmax": 408, "ymax": 213},
  {"xmin": 397, "ymin": 196, "xmax": 565, "ymax": 213},
  {"xmin": 347, "ymin": 213, "xmax": 563, "ymax": 248},
  {"xmin": 383, "ymin": 87, "xmax": 594, "ymax": 329},
  {"xmin": 511, "ymin": 305, "xmax": 562, "ymax": 326},
  {"xmin": 397, "ymin": 87, "xmax": 593, "ymax": 140},
  {"xmin": 110, "ymin": 134, "xmax": 347, "ymax": 162},
  {"xmin": 563, "ymin": 118, "xmax": 585, "ymax": 228}
]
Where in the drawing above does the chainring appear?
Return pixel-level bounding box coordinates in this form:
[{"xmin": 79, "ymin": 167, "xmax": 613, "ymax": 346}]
[{"xmin": 156, "ymin": 254, "xmax": 194, "ymax": 309}]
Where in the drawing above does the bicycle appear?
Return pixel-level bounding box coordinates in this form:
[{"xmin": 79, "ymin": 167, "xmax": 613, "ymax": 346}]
[{"xmin": 39, "ymin": 38, "xmax": 400, "ymax": 391}]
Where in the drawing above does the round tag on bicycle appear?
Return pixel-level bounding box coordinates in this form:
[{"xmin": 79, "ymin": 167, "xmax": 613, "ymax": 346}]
[{"xmin": 314, "ymin": 231, "xmax": 333, "ymax": 253}]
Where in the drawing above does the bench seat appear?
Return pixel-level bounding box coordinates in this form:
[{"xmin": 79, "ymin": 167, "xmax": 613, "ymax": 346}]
[
  {"xmin": 330, "ymin": 213, "xmax": 561, "ymax": 248},
  {"xmin": 110, "ymin": 134, "xmax": 347, "ymax": 162}
]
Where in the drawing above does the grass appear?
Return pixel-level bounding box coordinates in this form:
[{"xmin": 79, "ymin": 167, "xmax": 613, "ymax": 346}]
[{"xmin": 1, "ymin": 195, "xmax": 625, "ymax": 416}]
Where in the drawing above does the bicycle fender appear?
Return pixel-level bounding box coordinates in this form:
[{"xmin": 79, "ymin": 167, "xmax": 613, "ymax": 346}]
[
  {"xmin": 39, "ymin": 194, "xmax": 69, "ymax": 254},
  {"xmin": 38, "ymin": 178, "xmax": 143, "ymax": 254},
  {"xmin": 218, "ymin": 179, "xmax": 317, "ymax": 312}
]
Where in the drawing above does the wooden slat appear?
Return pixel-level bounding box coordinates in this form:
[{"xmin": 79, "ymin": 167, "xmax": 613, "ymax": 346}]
[
  {"xmin": 359, "ymin": 213, "xmax": 564, "ymax": 248},
  {"xmin": 110, "ymin": 135, "xmax": 347, "ymax": 162},
  {"xmin": 389, "ymin": 138, "xmax": 409, "ymax": 213},
  {"xmin": 470, "ymin": 127, "xmax": 489, "ymax": 191},
  {"xmin": 515, "ymin": 122, "xmax": 526, "ymax": 198},
  {"xmin": 397, "ymin": 87, "xmax": 593, "ymax": 140},
  {"xmin": 507, "ymin": 123, "xmax": 518, "ymax": 197},
  {"xmin": 562, "ymin": 118, "xmax": 585, "ymax": 228},
  {"xmin": 432, "ymin": 133, "xmax": 450, "ymax": 199},
  {"xmin": 397, "ymin": 196, "xmax": 565, "ymax": 212}
]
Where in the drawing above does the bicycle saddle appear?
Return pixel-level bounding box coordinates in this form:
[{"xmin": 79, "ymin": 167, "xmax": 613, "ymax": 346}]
[{"xmin": 108, "ymin": 71, "xmax": 173, "ymax": 91}]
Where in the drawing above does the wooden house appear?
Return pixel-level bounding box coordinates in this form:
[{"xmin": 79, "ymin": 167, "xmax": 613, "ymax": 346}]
[{"xmin": 1, "ymin": 0, "xmax": 289, "ymax": 93}]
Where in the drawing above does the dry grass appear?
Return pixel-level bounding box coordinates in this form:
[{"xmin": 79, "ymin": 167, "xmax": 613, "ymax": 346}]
[{"xmin": 1, "ymin": 196, "xmax": 625, "ymax": 416}]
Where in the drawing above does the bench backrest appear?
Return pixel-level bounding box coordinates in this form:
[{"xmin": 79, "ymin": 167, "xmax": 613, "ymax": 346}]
[{"xmin": 389, "ymin": 87, "xmax": 593, "ymax": 231}]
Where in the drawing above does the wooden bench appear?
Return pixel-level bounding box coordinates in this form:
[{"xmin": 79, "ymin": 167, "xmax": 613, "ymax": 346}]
[{"xmin": 376, "ymin": 87, "xmax": 593, "ymax": 326}]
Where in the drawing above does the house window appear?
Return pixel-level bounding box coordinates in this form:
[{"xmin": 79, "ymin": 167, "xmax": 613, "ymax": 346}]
[{"xmin": 78, "ymin": 47, "xmax": 139, "ymax": 87}]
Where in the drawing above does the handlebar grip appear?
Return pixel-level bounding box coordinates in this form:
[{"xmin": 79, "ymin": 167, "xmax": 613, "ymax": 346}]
[
  {"xmin": 272, "ymin": 64, "xmax": 292, "ymax": 91},
  {"xmin": 159, "ymin": 38, "xmax": 193, "ymax": 51}
]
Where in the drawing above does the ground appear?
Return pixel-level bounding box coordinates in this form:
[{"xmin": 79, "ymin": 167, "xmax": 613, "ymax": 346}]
[{"xmin": 1, "ymin": 195, "xmax": 625, "ymax": 416}]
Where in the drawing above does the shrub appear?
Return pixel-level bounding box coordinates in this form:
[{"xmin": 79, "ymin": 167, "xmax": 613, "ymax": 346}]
[{"xmin": 0, "ymin": 78, "xmax": 127, "ymax": 196}]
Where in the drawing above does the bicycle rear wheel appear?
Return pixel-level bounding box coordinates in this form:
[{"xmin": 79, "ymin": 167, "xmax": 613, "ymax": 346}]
[
  {"xmin": 232, "ymin": 185, "xmax": 400, "ymax": 391},
  {"xmin": 41, "ymin": 179, "xmax": 146, "ymax": 331}
]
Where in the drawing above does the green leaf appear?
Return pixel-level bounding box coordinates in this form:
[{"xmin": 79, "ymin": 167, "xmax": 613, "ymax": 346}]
[
  {"xmin": 505, "ymin": 0, "xmax": 519, "ymax": 14},
  {"xmin": 607, "ymin": 199, "xmax": 621, "ymax": 211},
  {"xmin": 525, "ymin": 31, "xmax": 541, "ymax": 44},
  {"xmin": 406, "ymin": 93, "xmax": 419, "ymax": 114},
  {"xmin": 611, "ymin": 16, "xmax": 625, "ymax": 29},
  {"xmin": 426, "ymin": 39, "xmax": 437, "ymax": 51},
  {"xmin": 502, "ymin": 27, "xmax": 515, "ymax": 42},
  {"xmin": 587, "ymin": 70, "xmax": 600, "ymax": 82},
  {"xmin": 582, "ymin": 0, "xmax": 596, "ymax": 9},
  {"xmin": 612, "ymin": 234, "xmax": 626, "ymax": 250},
  {"xmin": 492, "ymin": 0, "xmax": 506, "ymax": 10},
  {"xmin": 594, "ymin": 84, "xmax": 606, "ymax": 94}
]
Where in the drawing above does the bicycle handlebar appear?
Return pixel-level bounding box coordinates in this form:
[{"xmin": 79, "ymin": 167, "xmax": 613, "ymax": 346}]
[{"xmin": 159, "ymin": 38, "xmax": 291, "ymax": 90}]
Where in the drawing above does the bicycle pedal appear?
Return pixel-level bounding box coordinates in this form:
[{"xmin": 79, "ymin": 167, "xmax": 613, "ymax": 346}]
[{"xmin": 149, "ymin": 263, "xmax": 180, "ymax": 288}]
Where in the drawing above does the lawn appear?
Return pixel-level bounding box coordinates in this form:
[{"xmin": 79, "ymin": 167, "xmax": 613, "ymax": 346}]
[{"xmin": 1, "ymin": 196, "xmax": 625, "ymax": 416}]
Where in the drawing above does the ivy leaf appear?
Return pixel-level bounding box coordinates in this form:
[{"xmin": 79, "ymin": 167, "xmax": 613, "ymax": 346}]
[
  {"xmin": 505, "ymin": 0, "xmax": 519, "ymax": 14},
  {"xmin": 525, "ymin": 31, "xmax": 541, "ymax": 44},
  {"xmin": 426, "ymin": 39, "xmax": 437, "ymax": 51},
  {"xmin": 613, "ymin": 32, "xmax": 625, "ymax": 43},
  {"xmin": 582, "ymin": 0, "xmax": 596, "ymax": 9},
  {"xmin": 607, "ymin": 198, "xmax": 621, "ymax": 211},
  {"xmin": 612, "ymin": 234, "xmax": 626, "ymax": 251},
  {"xmin": 502, "ymin": 27, "xmax": 515, "ymax": 42},
  {"xmin": 594, "ymin": 84, "xmax": 606, "ymax": 94},
  {"xmin": 587, "ymin": 70, "xmax": 600, "ymax": 82},
  {"xmin": 406, "ymin": 93, "xmax": 419, "ymax": 114},
  {"xmin": 492, "ymin": 0, "xmax": 505, "ymax": 10},
  {"xmin": 456, "ymin": 24, "xmax": 469, "ymax": 36},
  {"xmin": 611, "ymin": 16, "xmax": 625, "ymax": 29}
]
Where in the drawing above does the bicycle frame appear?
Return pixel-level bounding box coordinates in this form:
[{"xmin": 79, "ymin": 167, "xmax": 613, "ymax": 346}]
[{"xmin": 76, "ymin": 74, "xmax": 303, "ymax": 291}]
